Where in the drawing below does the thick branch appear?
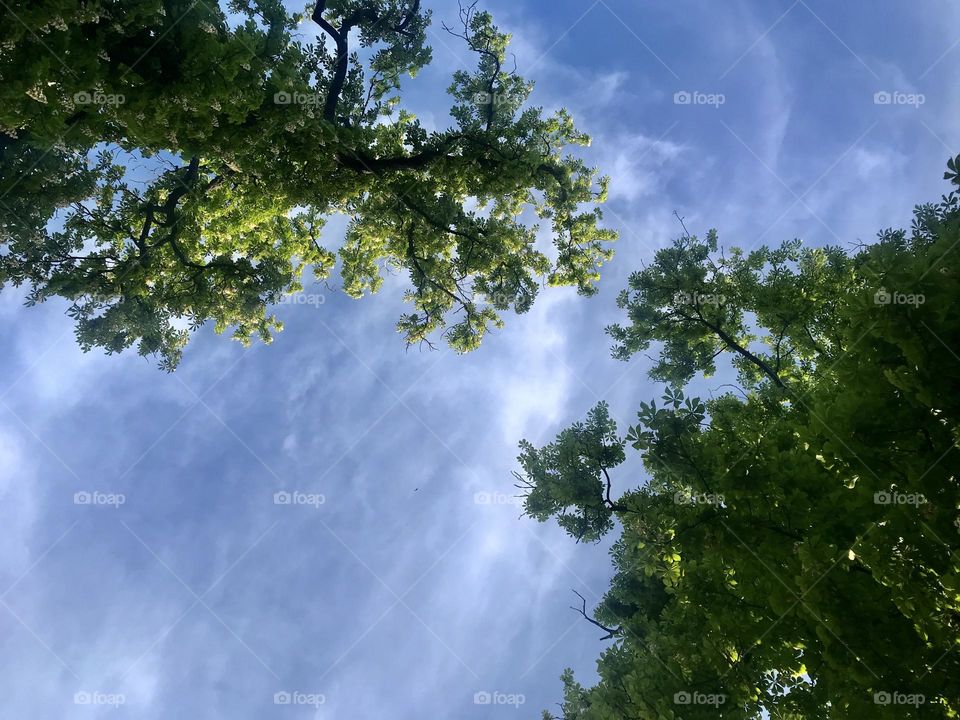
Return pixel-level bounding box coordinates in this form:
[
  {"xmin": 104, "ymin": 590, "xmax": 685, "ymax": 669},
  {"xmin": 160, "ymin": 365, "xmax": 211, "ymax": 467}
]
[
  {"xmin": 312, "ymin": 0, "xmax": 421, "ymax": 123},
  {"xmin": 335, "ymin": 145, "xmax": 452, "ymax": 173},
  {"xmin": 312, "ymin": 1, "xmax": 351, "ymax": 122}
]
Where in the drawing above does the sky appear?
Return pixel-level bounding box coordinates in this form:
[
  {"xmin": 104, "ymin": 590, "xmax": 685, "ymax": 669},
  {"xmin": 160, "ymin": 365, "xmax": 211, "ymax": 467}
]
[{"xmin": 1, "ymin": 0, "xmax": 958, "ymax": 717}]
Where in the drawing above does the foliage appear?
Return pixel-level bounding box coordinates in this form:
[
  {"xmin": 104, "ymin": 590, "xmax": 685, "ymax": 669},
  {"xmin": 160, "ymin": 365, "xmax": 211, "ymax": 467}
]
[
  {"xmin": 519, "ymin": 163, "xmax": 960, "ymax": 719},
  {"xmin": 0, "ymin": 0, "xmax": 614, "ymax": 369},
  {"xmin": 516, "ymin": 402, "xmax": 625, "ymax": 543}
]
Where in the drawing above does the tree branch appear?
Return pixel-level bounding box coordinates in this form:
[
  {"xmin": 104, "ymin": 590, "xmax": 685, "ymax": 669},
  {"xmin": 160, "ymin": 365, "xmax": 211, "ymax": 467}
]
[
  {"xmin": 692, "ymin": 301, "xmax": 787, "ymax": 388},
  {"xmin": 312, "ymin": 0, "xmax": 421, "ymax": 123},
  {"xmin": 569, "ymin": 590, "xmax": 621, "ymax": 640}
]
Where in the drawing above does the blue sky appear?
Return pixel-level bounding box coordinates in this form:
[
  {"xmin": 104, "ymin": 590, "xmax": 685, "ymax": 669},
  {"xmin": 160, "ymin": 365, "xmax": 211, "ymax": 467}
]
[{"xmin": 1, "ymin": 0, "xmax": 957, "ymax": 717}]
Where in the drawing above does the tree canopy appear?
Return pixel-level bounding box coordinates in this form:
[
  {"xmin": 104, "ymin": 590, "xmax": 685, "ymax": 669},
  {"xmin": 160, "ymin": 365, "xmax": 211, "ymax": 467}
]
[
  {"xmin": 0, "ymin": 0, "xmax": 615, "ymax": 369},
  {"xmin": 517, "ymin": 162, "xmax": 960, "ymax": 718}
]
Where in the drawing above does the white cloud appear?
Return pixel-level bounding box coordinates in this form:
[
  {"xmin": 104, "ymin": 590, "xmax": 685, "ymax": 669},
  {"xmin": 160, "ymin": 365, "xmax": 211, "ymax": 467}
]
[
  {"xmin": 596, "ymin": 130, "xmax": 685, "ymax": 204},
  {"xmin": 0, "ymin": 427, "xmax": 37, "ymax": 577}
]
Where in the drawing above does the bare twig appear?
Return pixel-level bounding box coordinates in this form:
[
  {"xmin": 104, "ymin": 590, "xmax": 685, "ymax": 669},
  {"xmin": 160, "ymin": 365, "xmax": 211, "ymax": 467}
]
[{"xmin": 569, "ymin": 590, "xmax": 621, "ymax": 641}]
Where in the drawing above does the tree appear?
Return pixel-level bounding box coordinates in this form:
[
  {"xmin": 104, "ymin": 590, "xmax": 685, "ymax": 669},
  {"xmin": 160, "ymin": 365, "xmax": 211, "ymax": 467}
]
[
  {"xmin": 0, "ymin": 0, "xmax": 615, "ymax": 369},
  {"xmin": 518, "ymin": 162, "xmax": 960, "ymax": 719}
]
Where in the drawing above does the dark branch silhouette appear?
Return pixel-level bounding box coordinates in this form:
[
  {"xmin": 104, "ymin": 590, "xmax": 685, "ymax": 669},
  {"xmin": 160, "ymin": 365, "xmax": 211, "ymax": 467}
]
[{"xmin": 569, "ymin": 590, "xmax": 621, "ymax": 641}]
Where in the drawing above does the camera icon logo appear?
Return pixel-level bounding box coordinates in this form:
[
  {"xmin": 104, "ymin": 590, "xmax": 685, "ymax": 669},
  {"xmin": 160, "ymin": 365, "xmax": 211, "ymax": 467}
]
[
  {"xmin": 273, "ymin": 491, "xmax": 292, "ymax": 505},
  {"xmin": 274, "ymin": 91, "xmax": 292, "ymax": 105},
  {"xmin": 274, "ymin": 691, "xmax": 292, "ymax": 704},
  {"xmin": 874, "ymin": 288, "xmax": 891, "ymax": 305},
  {"xmin": 74, "ymin": 491, "xmax": 92, "ymax": 505},
  {"xmin": 474, "ymin": 691, "xmax": 492, "ymax": 704},
  {"xmin": 874, "ymin": 91, "xmax": 892, "ymax": 105},
  {"xmin": 674, "ymin": 691, "xmax": 692, "ymax": 705},
  {"xmin": 673, "ymin": 91, "xmax": 692, "ymax": 105}
]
